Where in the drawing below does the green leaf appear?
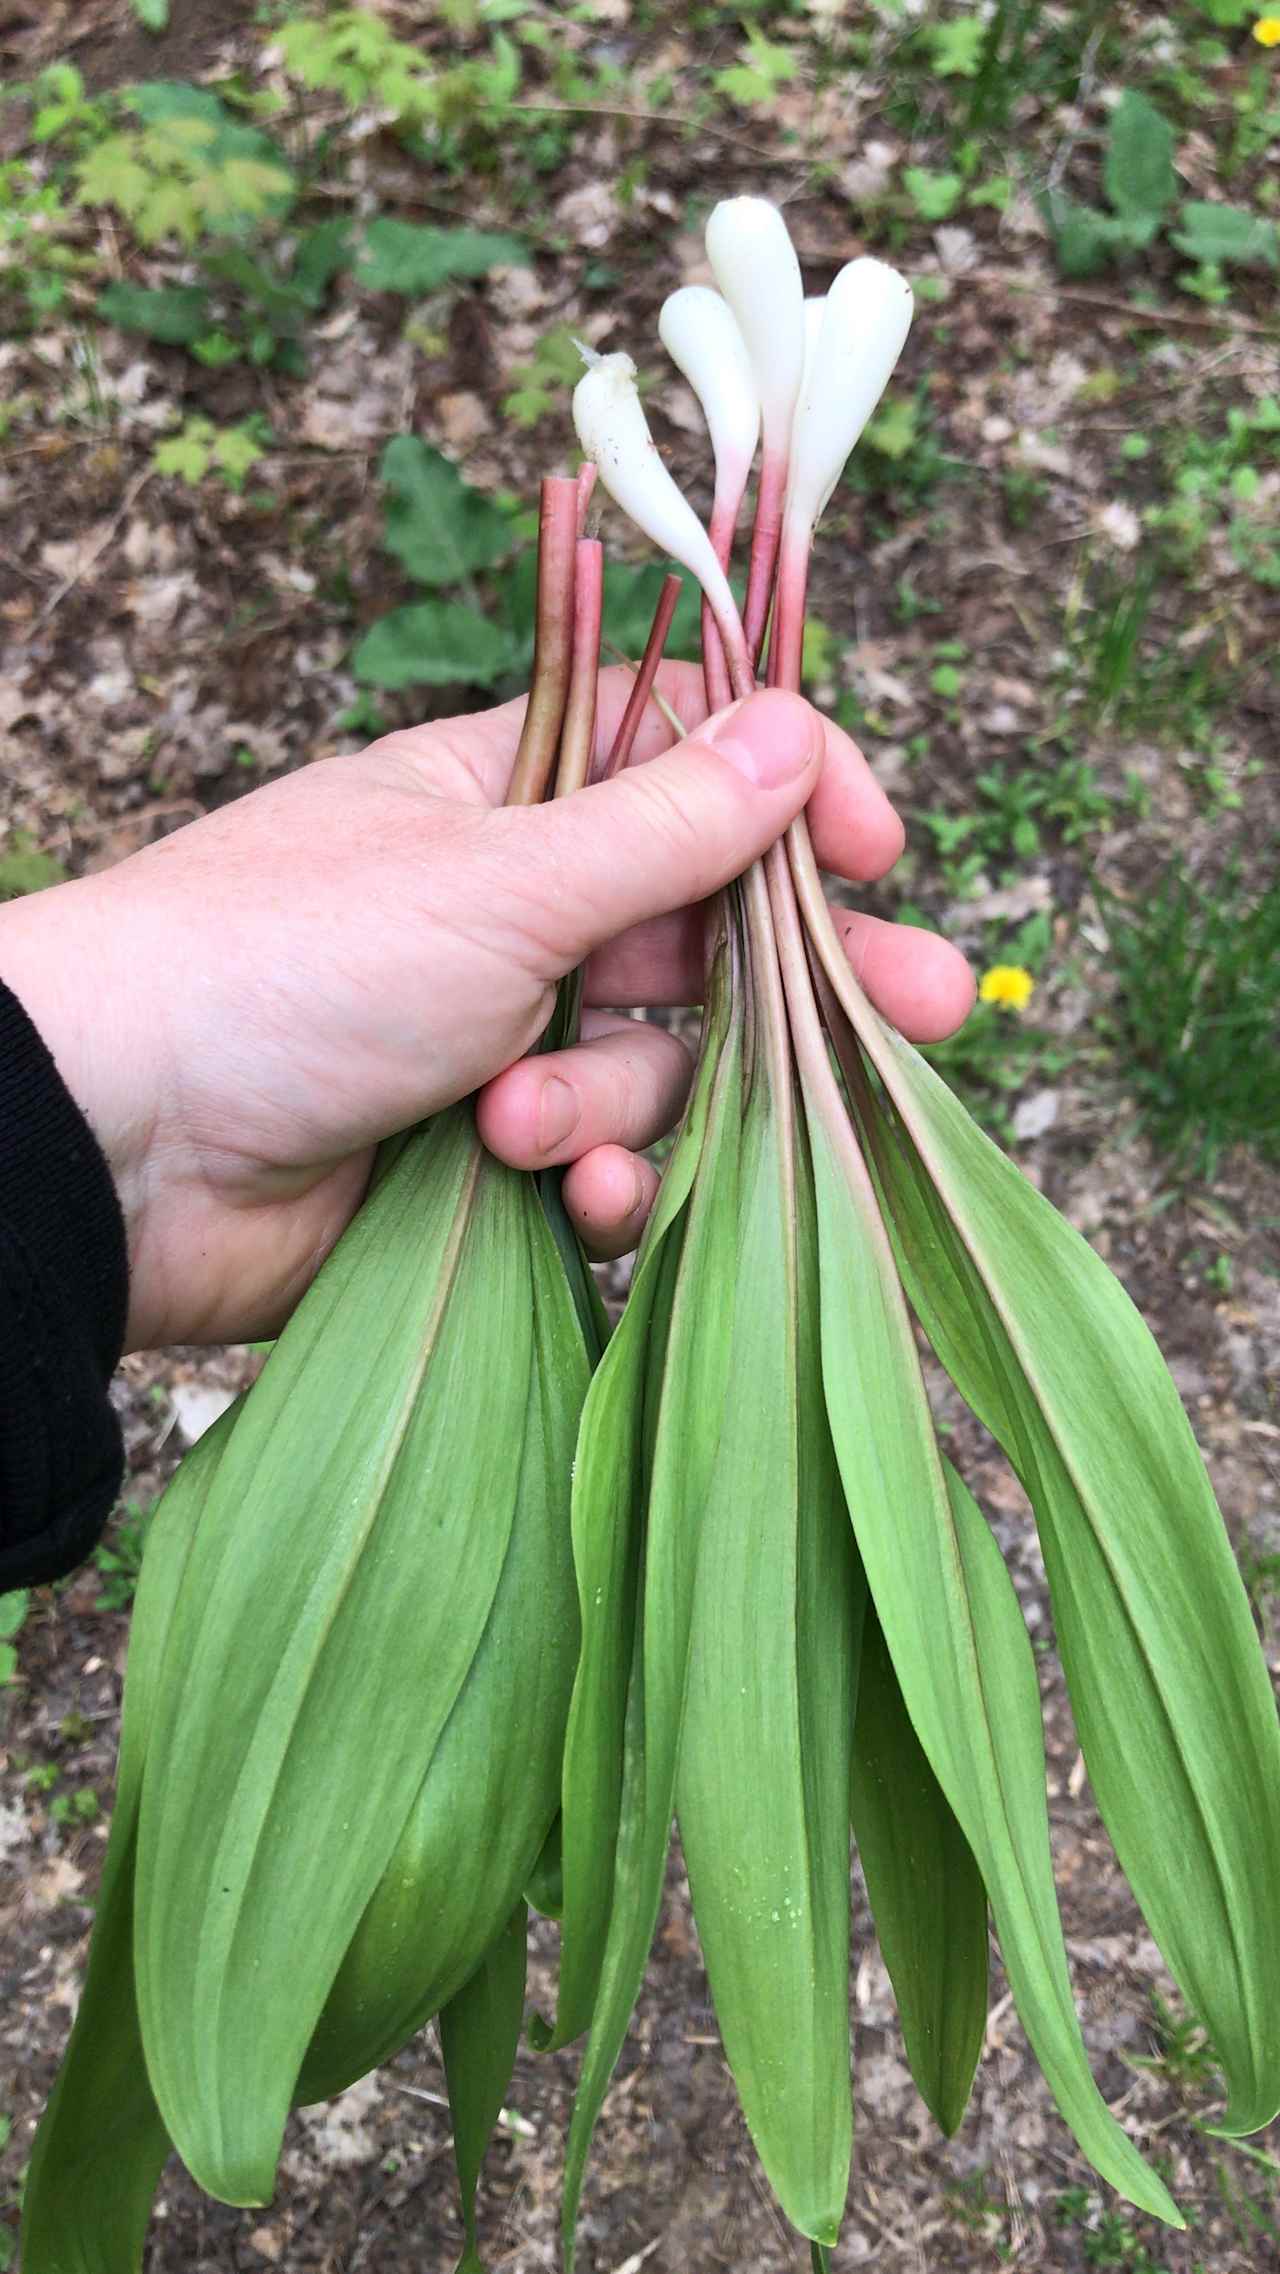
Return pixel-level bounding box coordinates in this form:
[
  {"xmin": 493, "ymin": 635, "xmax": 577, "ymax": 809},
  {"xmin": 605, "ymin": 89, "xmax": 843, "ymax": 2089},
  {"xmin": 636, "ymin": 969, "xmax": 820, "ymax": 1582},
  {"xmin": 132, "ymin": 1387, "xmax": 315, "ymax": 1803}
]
[
  {"xmin": 296, "ymin": 1226, "xmax": 583, "ymax": 2104},
  {"xmin": 834, "ymin": 988, "xmax": 1280, "ymax": 2140},
  {"xmin": 379, "ymin": 434, "xmax": 516, "ymax": 587},
  {"xmin": 131, "ymin": 0, "xmax": 170, "ymax": 26},
  {"xmin": 0, "ymin": 1590, "xmax": 31, "ymax": 1642},
  {"xmin": 440, "ymin": 1905, "xmax": 528, "ymax": 2272},
  {"xmin": 539, "ymin": 924, "xmax": 739, "ymax": 2063},
  {"xmin": 1047, "ymin": 200, "xmax": 1146, "ymax": 278},
  {"xmin": 928, "ymin": 16, "xmax": 987, "ymax": 75},
  {"xmin": 289, "ymin": 217, "xmax": 353, "ymax": 306},
  {"xmin": 357, "ymin": 217, "xmax": 528, "ymax": 294},
  {"xmin": 795, "ymin": 1006, "xmax": 1177, "ymax": 2224},
  {"xmin": 353, "ymin": 601, "xmax": 518, "ymax": 690},
  {"xmin": 851, "ymin": 1595, "xmax": 988, "ymax": 2137},
  {"xmin": 904, "ymin": 166, "xmax": 964, "ymax": 222},
  {"xmin": 97, "ymin": 280, "xmax": 211, "ymax": 343},
  {"xmin": 21, "ymin": 1411, "xmax": 238, "ymax": 2274},
  {"xmin": 0, "ymin": 1644, "xmax": 17, "ymax": 1684},
  {"xmin": 1172, "ymin": 201, "xmax": 1278, "ymax": 271},
  {"xmin": 675, "ymin": 1017, "xmax": 858, "ymax": 2244},
  {"xmin": 1105, "ymin": 91, "xmax": 1176, "ymax": 230},
  {"xmin": 135, "ymin": 1113, "xmax": 587, "ymax": 2202}
]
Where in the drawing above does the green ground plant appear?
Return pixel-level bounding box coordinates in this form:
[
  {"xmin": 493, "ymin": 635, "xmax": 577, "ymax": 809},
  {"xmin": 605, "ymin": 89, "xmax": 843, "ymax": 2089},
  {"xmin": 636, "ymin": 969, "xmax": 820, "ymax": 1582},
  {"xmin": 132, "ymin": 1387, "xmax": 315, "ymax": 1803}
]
[
  {"xmin": 1096, "ymin": 858, "xmax": 1280, "ymax": 1179},
  {"xmin": 1043, "ymin": 86, "xmax": 1278, "ymax": 294},
  {"xmin": 0, "ymin": 1592, "xmax": 30, "ymax": 1685},
  {"xmin": 354, "ymin": 433, "xmax": 701, "ymax": 696}
]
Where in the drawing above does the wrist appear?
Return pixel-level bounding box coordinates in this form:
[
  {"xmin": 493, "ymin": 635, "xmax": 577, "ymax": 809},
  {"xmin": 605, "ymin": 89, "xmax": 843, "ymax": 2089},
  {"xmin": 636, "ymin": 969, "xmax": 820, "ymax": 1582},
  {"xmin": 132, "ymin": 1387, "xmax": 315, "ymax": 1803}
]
[{"xmin": 0, "ymin": 877, "xmax": 163, "ymax": 1313}]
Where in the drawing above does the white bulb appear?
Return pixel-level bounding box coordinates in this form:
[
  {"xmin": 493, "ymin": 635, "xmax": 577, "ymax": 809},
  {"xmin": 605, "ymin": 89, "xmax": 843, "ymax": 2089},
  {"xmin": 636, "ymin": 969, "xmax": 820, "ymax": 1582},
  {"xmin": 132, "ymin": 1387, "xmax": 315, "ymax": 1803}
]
[
  {"xmin": 798, "ymin": 295, "xmax": 827, "ymax": 412},
  {"xmin": 658, "ymin": 284, "xmax": 760, "ymax": 498},
  {"xmin": 784, "ymin": 257, "xmax": 913, "ymax": 538},
  {"xmin": 572, "ymin": 350, "xmax": 737, "ymax": 631},
  {"xmin": 704, "ymin": 197, "xmax": 805, "ymax": 464}
]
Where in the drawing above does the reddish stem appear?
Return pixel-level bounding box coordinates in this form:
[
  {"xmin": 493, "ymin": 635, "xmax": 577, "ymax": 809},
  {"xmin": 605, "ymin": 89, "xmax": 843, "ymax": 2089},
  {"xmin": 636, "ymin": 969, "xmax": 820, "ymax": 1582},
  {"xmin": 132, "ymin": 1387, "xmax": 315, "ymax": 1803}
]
[
  {"xmin": 741, "ymin": 448, "xmax": 787, "ymax": 669},
  {"xmin": 701, "ymin": 485, "xmax": 744, "ymax": 716},
  {"xmin": 507, "ymin": 475, "xmax": 579, "ymax": 808},
  {"xmin": 600, "ymin": 571, "xmax": 682, "ymax": 782},
  {"xmin": 554, "ymin": 538, "xmax": 605, "ymax": 800},
  {"xmin": 765, "ymin": 525, "xmax": 808, "ymax": 695}
]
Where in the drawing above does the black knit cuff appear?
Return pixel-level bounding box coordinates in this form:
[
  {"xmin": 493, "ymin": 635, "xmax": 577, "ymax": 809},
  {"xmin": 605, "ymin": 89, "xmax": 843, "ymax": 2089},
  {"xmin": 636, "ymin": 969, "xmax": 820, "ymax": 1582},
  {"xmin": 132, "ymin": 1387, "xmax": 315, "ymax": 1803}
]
[{"xmin": 0, "ymin": 978, "xmax": 129, "ymax": 1589}]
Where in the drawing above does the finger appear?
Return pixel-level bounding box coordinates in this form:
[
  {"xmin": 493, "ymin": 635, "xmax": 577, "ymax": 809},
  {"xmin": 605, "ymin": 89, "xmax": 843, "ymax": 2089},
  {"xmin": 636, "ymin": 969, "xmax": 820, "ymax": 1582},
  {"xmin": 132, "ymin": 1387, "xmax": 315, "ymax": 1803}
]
[
  {"xmin": 396, "ymin": 662, "xmax": 712, "ymax": 808},
  {"xmin": 584, "ymin": 907, "xmax": 975, "ymax": 1042},
  {"xmin": 474, "ymin": 1012, "xmax": 693, "ymax": 1171},
  {"xmin": 506, "ymin": 690, "xmax": 824, "ymax": 977},
  {"xmin": 834, "ymin": 909, "xmax": 976, "ymax": 1042},
  {"xmin": 563, "ymin": 1145, "xmax": 661, "ymax": 1262},
  {"xmin": 803, "ymin": 719, "xmax": 904, "ymax": 881}
]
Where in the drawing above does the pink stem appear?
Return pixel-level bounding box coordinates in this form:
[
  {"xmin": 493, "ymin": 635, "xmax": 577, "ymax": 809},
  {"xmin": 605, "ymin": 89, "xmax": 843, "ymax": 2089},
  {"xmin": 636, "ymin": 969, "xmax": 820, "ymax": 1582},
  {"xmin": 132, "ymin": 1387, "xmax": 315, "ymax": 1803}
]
[
  {"xmin": 742, "ymin": 447, "xmax": 787, "ymax": 669},
  {"xmin": 701, "ymin": 480, "xmax": 746, "ymax": 715},
  {"xmin": 600, "ymin": 572, "xmax": 683, "ymax": 782},
  {"xmin": 554, "ymin": 538, "xmax": 604, "ymax": 800},
  {"xmin": 507, "ymin": 475, "xmax": 580, "ymax": 808},
  {"xmin": 765, "ymin": 525, "xmax": 808, "ymax": 694}
]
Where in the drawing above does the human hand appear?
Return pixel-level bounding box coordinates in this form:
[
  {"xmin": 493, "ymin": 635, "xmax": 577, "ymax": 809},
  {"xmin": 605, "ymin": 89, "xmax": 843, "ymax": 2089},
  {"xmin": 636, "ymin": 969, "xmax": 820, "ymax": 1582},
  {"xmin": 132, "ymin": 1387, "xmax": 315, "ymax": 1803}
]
[{"xmin": 0, "ymin": 667, "xmax": 972, "ymax": 1349}]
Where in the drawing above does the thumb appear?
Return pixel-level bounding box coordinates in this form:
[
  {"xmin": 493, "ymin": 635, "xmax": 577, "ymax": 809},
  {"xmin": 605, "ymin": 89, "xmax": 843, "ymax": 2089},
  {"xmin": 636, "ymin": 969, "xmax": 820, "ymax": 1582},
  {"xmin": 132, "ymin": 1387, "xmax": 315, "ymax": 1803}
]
[{"xmin": 506, "ymin": 689, "xmax": 823, "ymax": 975}]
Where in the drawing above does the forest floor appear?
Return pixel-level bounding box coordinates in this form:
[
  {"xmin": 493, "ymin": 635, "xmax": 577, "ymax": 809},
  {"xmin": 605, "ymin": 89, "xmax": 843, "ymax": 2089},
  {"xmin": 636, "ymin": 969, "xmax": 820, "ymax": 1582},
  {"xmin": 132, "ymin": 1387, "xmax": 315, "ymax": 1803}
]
[{"xmin": 1, "ymin": 2, "xmax": 1278, "ymax": 2270}]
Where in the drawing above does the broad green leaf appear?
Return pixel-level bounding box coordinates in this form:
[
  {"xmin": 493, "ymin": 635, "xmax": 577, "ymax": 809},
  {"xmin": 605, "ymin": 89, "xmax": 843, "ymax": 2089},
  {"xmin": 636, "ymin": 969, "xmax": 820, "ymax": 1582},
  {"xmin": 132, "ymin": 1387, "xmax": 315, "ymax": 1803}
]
[
  {"xmin": 131, "ymin": 0, "xmax": 170, "ymax": 29},
  {"xmin": 537, "ymin": 918, "xmax": 738, "ymax": 2056},
  {"xmin": 353, "ymin": 601, "xmax": 518, "ymax": 690},
  {"xmin": 852, "ymin": 1593, "xmax": 988, "ymax": 2137},
  {"xmin": 440, "ymin": 1903, "xmax": 528, "ymax": 2274},
  {"xmin": 1105, "ymin": 92, "xmax": 1176, "ymax": 230},
  {"xmin": 676, "ymin": 1065, "xmax": 858, "ymax": 2244},
  {"xmin": 379, "ymin": 434, "xmax": 516, "ymax": 587},
  {"xmin": 1047, "ymin": 201, "xmax": 1146, "ymax": 278},
  {"xmin": 21, "ymin": 1408, "xmax": 238, "ymax": 2274},
  {"xmin": 126, "ymin": 81, "xmax": 295, "ymax": 216},
  {"xmin": 556, "ymin": 918, "xmax": 748, "ymax": 2258},
  {"xmin": 297, "ymin": 1223, "xmax": 584, "ymax": 2102},
  {"xmin": 357, "ymin": 217, "xmax": 528, "ymax": 294},
  {"xmin": 840, "ymin": 1020, "xmax": 1280, "ymax": 2139},
  {"xmin": 97, "ymin": 280, "xmax": 211, "ymax": 343},
  {"xmin": 1172, "ymin": 202, "xmax": 1278, "ymax": 271},
  {"xmin": 802, "ymin": 1074, "xmax": 1177, "ymax": 2224},
  {"xmin": 290, "ymin": 217, "xmax": 353, "ymax": 306},
  {"xmin": 136, "ymin": 1112, "xmax": 576, "ymax": 2202}
]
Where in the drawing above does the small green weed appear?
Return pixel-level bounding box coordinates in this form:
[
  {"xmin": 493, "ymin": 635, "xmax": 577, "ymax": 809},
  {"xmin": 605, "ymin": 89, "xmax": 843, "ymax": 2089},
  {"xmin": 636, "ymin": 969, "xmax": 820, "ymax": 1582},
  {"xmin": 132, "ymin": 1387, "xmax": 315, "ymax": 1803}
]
[
  {"xmin": 0, "ymin": 831, "xmax": 67, "ymax": 901},
  {"xmin": 0, "ymin": 1591, "xmax": 31, "ymax": 1685},
  {"xmin": 1136, "ymin": 1988, "xmax": 1221, "ymax": 2095},
  {"xmin": 1044, "ymin": 86, "xmax": 1277, "ymax": 293},
  {"xmin": 502, "ymin": 324, "xmax": 586, "ymax": 431},
  {"xmin": 153, "ymin": 414, "xmax": 270, "ymax": 492},
  {"xmin": 94, "ymin": 1501, "xmax": 152, "ymax": 1611},
  {"xmin": 1096, "ymin": 858, "xmax": 1280, "ymax": 1179}
]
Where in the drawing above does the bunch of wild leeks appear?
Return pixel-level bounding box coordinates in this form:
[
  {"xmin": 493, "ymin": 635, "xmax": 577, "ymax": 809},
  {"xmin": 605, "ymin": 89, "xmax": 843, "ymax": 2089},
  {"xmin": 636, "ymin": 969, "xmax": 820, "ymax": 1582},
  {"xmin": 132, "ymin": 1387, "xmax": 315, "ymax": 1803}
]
[{"xmin": 25, "ymin": 195, "xmax": 1280, "ymax": 2274}]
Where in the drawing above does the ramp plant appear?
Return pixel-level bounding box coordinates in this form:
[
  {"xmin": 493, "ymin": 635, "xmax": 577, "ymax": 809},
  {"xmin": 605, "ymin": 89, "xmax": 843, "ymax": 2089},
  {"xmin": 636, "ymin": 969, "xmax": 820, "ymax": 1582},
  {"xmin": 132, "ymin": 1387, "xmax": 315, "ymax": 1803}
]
[
  {"xmin": 22, "ymin": 477, "xmax": 605, "ymax": 2273},
  {"xmin": 25, "ymin": 189, "xmax": 1280, "ymax": 2274},
  {"xmin": 551, "ymin": 193, "xmax": 1280, "ymax": 2264}
]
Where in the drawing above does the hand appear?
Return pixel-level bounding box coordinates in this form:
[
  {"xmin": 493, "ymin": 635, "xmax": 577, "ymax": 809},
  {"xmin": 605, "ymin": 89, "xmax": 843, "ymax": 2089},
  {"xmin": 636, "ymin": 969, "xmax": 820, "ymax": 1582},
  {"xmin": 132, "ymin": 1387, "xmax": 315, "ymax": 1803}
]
[{"xmin": 0, "ymin": 668, "xmax": 972, "ymax": 1349}]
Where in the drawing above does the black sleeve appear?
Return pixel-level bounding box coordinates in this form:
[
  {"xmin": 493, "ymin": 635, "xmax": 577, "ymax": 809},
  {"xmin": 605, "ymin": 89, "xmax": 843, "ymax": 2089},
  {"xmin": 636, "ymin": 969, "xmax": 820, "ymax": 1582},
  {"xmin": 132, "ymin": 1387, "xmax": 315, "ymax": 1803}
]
[{"xmin": 0, "ymin": 978, "xmax": 129, "ymax": 1591}]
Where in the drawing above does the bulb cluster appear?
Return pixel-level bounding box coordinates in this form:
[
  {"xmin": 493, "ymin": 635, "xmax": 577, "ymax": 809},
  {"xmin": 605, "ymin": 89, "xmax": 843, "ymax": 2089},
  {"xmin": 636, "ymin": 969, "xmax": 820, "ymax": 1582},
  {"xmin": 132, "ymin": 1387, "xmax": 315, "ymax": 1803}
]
[{"xmin": 572, "ymin": 195, "xmax": 913, "ymax": 668}]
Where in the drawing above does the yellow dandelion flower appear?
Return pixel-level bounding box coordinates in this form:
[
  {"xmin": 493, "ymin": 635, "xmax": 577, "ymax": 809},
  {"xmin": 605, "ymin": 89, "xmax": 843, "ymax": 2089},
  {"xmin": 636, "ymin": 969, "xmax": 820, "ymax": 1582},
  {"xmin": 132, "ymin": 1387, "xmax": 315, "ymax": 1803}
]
[
  {"xmin": 1254, "ymin": 15, "xmax": 1280, "ymax": 43},
  {"xmin": 979, "ymin": 964, "xmax": 1035, "ymax": 1012}
]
